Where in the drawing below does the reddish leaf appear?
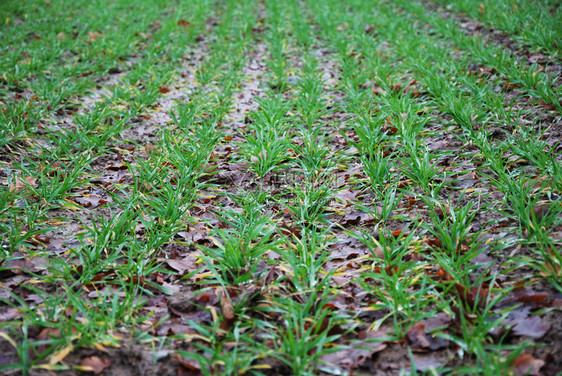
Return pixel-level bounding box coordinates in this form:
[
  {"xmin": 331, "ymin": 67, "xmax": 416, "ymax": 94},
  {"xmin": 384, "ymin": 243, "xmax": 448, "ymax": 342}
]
[
  {"xmin": 177, "ymin": 19, "xmax": 191, "ymax": 28},
  {"xmin": 514, "ymin": 290, "xmax": 550, "ymax": 306},
  {"xmin": 159, "ymin": 86, "xmax": 171, "ymax": 94},
  {"xmin": 511, "ymin": 353, "xmax": 544, "ymax": 376},
  {"xmin": 172, "ymin": 353, "xmax": 201, "ymax": 372},
  {"xmin": 425, "ymin": 238, "xmax": 442, "ymax": 248}
]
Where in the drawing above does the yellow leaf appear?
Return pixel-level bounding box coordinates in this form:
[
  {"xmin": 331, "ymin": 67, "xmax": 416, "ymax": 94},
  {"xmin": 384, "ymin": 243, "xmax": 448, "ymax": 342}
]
[
  {"xmin": 49, "ymin": 346, "xmax": 72, "ymax": 365},
  {"xmin": 61, "ymin": 199, "xmax": 84, "ymax": 211}
]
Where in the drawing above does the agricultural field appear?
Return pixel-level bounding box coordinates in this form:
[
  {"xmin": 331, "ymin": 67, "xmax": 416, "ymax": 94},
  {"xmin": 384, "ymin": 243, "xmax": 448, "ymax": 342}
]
[{"xmin": 0, "ymin": 0, "xmax": 561, "ymax": 374}]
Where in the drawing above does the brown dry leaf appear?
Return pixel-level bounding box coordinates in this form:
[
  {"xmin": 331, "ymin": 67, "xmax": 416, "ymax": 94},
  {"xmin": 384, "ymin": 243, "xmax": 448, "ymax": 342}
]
[
  {"xmin": 425, "ymin": 238, "xmax": 442, "ymax": 248},
  {"xmin": 218, "ymin": 288, "xmax": 234, "ymax": 320},
  {"xmin": 9, "ymin": 175, "xmax": 37, "ymax": 193},
  {"xmin": 166, "ymin": 259, "xmax": 192, "ymax": 274},
  {"xmin": 0, "ymin": 308, "xmax": 22, "ymax": 322},
  {"xmin": 514, "ymin": 289, "xmax": 550, "ymax": 306},
  {"xmin": 177, "ymin": 19, "xmax": 191, "ymax": 28},
  {"xmin": 74, "ymin": 195, "xmax": 111, "ymax": 209},
  {"xmin": 455, "ymin": 283, "xmax": 490, "ymax": 311},
  {"xmin": 406, "ymin": 323, "xmax": 431, "ymax": 351},
  {"xmin": 511, "ymin": 353, "xmax": 544, "ymax": 376},
  {"xmin": 159, "ymin": 86, "xmax": 171, "ymax": 94},
  {"xmin": 412, "ymin": 355, "xmax": 444, "ymax": 372},
  {"xmin": 172, "ymin": 353, "xmax": 201, "ymax": 372},
  {"xmin": 322, "ymin": 329, "xmax": 387, "ymax": 369},
  {"xmin": 217, "ymin": 288, "xmax": 235, "ymax": 333},
  {"xmin": 541, "ymin": 254, "xmax": 561, "ymax": 278},
  {"xmin": 391, "ymin": 229, "xmax": 404, "ymax": 238},
  {"xmin": 478, "ymin": 4, "xmax": 485, "ymax": 15},
  {"xmin": 81, "ymin": 356, "xmax": 111, "ymax": 375},
  {"xmin": 406, "ymin": 322, "xmax": 448, "ymax": 352},
  {"xmin": 88, "ymin": 32, "xmax": 100, "ymax": 41},
  {"xmin": 49, "ymin": 346, "xmax": 72, "ymax": 365},
  {"xmin": 372, "ymin": 83, "xmax": 386, "ymax": 95}
]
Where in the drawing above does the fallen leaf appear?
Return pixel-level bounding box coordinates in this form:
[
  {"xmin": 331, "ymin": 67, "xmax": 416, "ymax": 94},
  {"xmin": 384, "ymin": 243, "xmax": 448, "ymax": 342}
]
[
  {"xmin": 49, "ymin": 346, "xmax": 72, "ymax": 365},
  {"xmin": 322, "ymin": 329, "xmax": 388, "ymax": 369},
  {"xmin": 88, "ymin": 32, "xmax": 100, "ymax": 41},
  {"xmin": 217, "ymin": 288, "xmax": 235, "ymax": 332},
  {"xmin": 172, "ymin": 353, "xmax": 201, "ymax": 372},
  {"xmin": 511, "ymin": 353, "xmax": 544, "ymax": 376},
  {"xmin": 455, "ymin": 283, "xmax": 490, "ymax": 310},
  {"xmin": 478, "ymin": 4, "xmax": 485, "ymax": 15},
  {"xmin": 74, "ymin": 195, "xmax": 111, "ymax": 209},
  {"xmin": 512, "ymin": 316, "xmax": 551, "ymax": 338},
  {"xmin": 81, "ymin": 356, "xmax": 111, "ymax": 375},
  {"xmin": 0, "ymin": 308, "xmax": 22, "ymax": 321},
  {"xmin": 412, "ymin": 354, "xmax": 444, "ymax": 372},
  {"xmin": 166, "ymin": 259, "xmax": 192, "ymax": 274},
  {"xmin": 421, "ymin": 313, "xmax": 451, "ymax": 331},
  {"xmin": 167, "ymin": 289, "xmax": 197, "ymax": 315},
  {"xmin": 406, "ymin": 322, "xmax": 448, "ymax": 352},
  {"xmin": 159, "ymin": 86, "xmax": 171, "ymax": 94},
  {"xmin": 177, "ymin": 19, "xmax": 191, "ymax": 28},
  {"xmin": 9, "ymin": 175, "xmax": 37, "ymax": 193}
]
